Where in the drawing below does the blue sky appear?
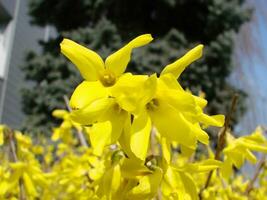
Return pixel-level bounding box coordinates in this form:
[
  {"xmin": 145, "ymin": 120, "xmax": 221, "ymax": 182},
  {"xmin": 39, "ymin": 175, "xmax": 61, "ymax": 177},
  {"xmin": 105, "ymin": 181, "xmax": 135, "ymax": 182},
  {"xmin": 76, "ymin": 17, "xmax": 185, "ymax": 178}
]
[{"xmin": 230, "ymin": 1, "xmax": 267, "ymax": 134}]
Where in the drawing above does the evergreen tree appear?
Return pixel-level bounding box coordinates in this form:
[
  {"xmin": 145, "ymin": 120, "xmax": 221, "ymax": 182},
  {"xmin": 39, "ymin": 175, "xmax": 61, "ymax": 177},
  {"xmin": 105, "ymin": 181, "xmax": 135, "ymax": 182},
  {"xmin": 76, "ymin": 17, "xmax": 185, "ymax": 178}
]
[{"xmin": 22, "ymin": 0, "xmax": 251, "ymax": 133}]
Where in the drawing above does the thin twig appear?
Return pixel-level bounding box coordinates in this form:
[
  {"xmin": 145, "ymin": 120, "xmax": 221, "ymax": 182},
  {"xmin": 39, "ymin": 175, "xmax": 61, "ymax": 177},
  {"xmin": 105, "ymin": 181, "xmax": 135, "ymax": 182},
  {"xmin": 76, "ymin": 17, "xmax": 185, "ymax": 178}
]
[
  {"xmin": 8, "ymin": 131, "xmax": 18, "ymax": 162},
  {"xmin": 63, "ymin": 95, "xmax": 72, "ymax": 112},
  {"xmin": 7, "ymin": 129, "xmax": 26, "ymax": 200},
  {"xmin": 63, "ymin": 95, "xmax": 88, "ymax": 148},
  {"xmin": 245, "ymin": 155, "xmax": 266, "ymax": 195},
  {"xmin": 214, "ymin": 94, "xmax": 238, "ymax": 160},
  {"xmin": 199, "ymin": 94, "xmax": 238, "ymax": 199}
]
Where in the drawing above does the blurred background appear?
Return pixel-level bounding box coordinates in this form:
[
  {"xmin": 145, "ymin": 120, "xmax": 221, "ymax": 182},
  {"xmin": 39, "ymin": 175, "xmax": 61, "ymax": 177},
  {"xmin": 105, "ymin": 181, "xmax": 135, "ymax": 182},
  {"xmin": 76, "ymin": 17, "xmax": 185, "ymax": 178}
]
[{"xmin": 0, "ymin": 0, "xmax": 266, "ymax": 136}]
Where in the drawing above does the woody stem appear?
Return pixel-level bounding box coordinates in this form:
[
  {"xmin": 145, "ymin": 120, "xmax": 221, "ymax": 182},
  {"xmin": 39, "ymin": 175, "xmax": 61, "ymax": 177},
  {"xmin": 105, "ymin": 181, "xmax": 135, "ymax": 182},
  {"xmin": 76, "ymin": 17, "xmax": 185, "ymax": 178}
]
[
  {"xmin": 199, "ymin": 94, "xmax": 238, "ymax": 199},
  {"xmin": 63, "ymin": 95, "xmax": 88, "ymax": 148},
  {"xmin": 7, "ymin": 129, "xmax": 26, "ymax": 200},
  {"xmin": 245, "ymin": 155, "xmax": 266, "ymax": 195}
]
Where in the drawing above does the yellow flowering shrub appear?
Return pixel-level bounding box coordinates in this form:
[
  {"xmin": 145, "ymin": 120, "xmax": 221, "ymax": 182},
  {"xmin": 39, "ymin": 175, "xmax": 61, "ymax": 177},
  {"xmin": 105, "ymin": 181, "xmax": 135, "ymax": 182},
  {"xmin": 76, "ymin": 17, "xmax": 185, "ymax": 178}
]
[{"xmin": 0, "ymin": 34, "xmax": 266, "ymax": 199}]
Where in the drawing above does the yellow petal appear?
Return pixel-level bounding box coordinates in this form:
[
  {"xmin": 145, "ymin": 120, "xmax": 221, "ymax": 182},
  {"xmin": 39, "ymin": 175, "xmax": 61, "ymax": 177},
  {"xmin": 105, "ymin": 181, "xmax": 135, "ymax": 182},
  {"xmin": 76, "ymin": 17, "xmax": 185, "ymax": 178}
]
[
  {"xmin": 105, "ymin": 34, "xmax": 153, "ymax": 76},
  {"xmin": 158, "ymin": 73, "xmax": 184, "ymax": 91},
  {"xmin": 179, "ymin": 172, "xmax": 198, "ymax": 200},
  {"xmin": 0, "ymin": 125, "xmax": 5, "ymax": 146},
  {"xmin": 207, "ymin": 146, "xmax": 215, "ymax": 159},
  {"xmin": 230, "ymin": 151, "xmax": 244, "ymax": 168},
  {"xmin": 23, "ymin": 173, "xmax": 38, "ymax": 197},
  {"xmin": 161, "ymin": 166, "xmax": 185, "ymax": 197},
  {"xmin": 0, "ymin": 181, "xmax": 9, "ymax": 196},
  {"xmin": 148, "ymin": 99, "xmax": 197, "ymax": 148},
  {"xmin": 198, "ymin": 113, "xmax": 225, "ymax": 127},
  {"xmin": 52, "ymin": 109, "xmax": 69, "ymax": 119},
  {"xmin": 187, "ymin": 159, "xmax": 221, "ymax": 173},
  {"xmin": 157, "ymin": 89, "xmax": 197, "ymax": 114},
  {"xmin": 90, "ymin": 103, "xmax": 128, "ymax": 155},
  {"xmin": 60, "ymin": 38, "xmax": 105, "ymax": 81},
  {"xmin": 119, "ymin": 115, "xmax": 140, "ymax": 160},
  {"xmin": 102, "ymin": 103, "xmax": 128, "ymax": 143},
  {"xmin": 110, "ymin": 165, "xmax": 121, "ymax": 193},
  {"xmin": 70, "ymin": 98, "xmax": 112, "ymax": 125},
  {"xmin": 244, "ymin": 149, "xmax": 257, "ymax": 164},
  {"xmin": 161, "ymin": 137, "xmax": 171, "ymax": 165},
  {"xmin": 70, "ymin": 81, "xmax": 108, "ymax": 110},
  {"xmin": 161, "ymin": 44, "xmax": 204, "ymax": 79},
  {"xmin": 128, "ymin": 167, "xmax": 163, "ymax": 199},
  {"xmin": 89, "ymin": 121, "xmax": 112, "ymax": 156},
  {"xmin": 242, "ymin": 141, "xmax": 267, "ymax": 153},
  {"xmin": 110, "ymin": 73, "xmax": 154, "ymax": 112},
  {"xmin": 138, "ymin": 74, "xmax": 158, "ymax": 111},
  {"xmin": 51, "ymin": 128, "xmax": 61, "ymax": 141},
  {"xmin": 97, "ymin": 164, "xmax": 121, "ymax": 197},
  {"xmin": 9, "ymin": 162, "xmax": 26, "ymax": 171},
  {"xmin": 193, "ymin": 95, "xmax": 207, "ymax": 109},
  {"xmin": 130, "ymin": 110, "xmax": 151, "ymax": 161},
  {"xmin": 221, "ymin": 157, "xmax": 233, "ymax": 179},
  {"xmin": 193, "ymin": 123, "xmax": 209, "ymax": 145},
  {"xmin": 0, "ymin": 130, "xmax": 3, "ymax": 146},
  {"xmin": 180, "ymin": 145, "xmax": 196, "ymax": 157},
  {"xmin": 246, "ymin": 127, "xmax": 266, "ymax": 143},
  {"xmin": 61, "ymin": 120, "xmax": 72, "ymax": 129},
  {"xmin": 121, "ymin": 158, "xmax": 152, "ymax": 178}
]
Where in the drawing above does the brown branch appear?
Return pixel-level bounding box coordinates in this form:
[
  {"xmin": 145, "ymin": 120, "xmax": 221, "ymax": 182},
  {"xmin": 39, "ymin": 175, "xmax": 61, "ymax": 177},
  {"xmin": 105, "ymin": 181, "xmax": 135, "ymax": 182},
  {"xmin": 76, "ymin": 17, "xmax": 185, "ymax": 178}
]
[
  {"xmin": 8, "ymin": 130, "xmax": 18, "ymax": 162},
  {"xmin": 199, "ymin": 94, "xmax": 238, "ymax": 199},
  {"xmin": 245, "ymin": 155, "xmax": 266, "ymax": 195},
  {"xmin": 63, "ymin": 95, "xmax": 88, "ymax": 148},
  {"xmin": 7, "ymin": 129, "xmax": 26, "ymax": 200}
]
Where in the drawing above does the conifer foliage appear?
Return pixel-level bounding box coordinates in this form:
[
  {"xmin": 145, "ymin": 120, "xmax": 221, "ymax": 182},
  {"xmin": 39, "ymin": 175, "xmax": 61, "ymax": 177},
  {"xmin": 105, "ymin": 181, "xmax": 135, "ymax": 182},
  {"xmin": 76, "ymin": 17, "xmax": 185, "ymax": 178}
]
[{"xmin": 21, "ymin": 0, "xmax": 251, "ymax": 133}]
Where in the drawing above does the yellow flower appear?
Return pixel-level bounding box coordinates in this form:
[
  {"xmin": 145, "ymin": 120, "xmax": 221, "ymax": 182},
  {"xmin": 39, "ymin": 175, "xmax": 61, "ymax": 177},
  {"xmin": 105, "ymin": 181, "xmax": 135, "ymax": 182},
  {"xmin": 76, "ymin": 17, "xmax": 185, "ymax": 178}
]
[
  {"xmin": 96, "ymin": 150, "xmax": 163, "ymax": 200},
  {"xmin": 15, "ymin": 131, "xmax": 32, "ymax": 149},
  {"xmin": 62, "ymin": 35, "xmax": 224, "ymax": 165},
  {"xmin": 61, "ymin": 34, "xmax": 153, "ymax": 111},
  {"xmin": 0, "ymin": 166, "xmax": 10, "ymax": 197},
  {"xmin": 122, "ymin": 45, "xmax": 225, "ymax": 161},
  {"xmin": 0, "ymin": 125, "xmax": 6, "ymax": 145},
  {"xmin": 221, "ymin": 127, "xmax": 267, "ymax": 179},
  {"xmin": 159, "ymin": 134, "xmax": 221, "ymax": 200},
  {"xmin": 9, "ymin": 161, "xmax": 49, "ymax": 198},
  {"xmin": 61, "ymin": 34, "xmax": 152, "ymax": 85},
  {"xmin": 51, "ymin": 109, "xmax": 81, "ymax": 144},
  {"xmin": 61, "ymin": 35, "xmax": 155, "ymax": 156}
]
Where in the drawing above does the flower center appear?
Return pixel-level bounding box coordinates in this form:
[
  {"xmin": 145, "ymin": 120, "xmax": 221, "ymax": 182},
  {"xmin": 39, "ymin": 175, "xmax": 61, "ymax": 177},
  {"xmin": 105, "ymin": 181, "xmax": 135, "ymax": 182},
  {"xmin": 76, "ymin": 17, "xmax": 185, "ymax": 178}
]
[
  {"xmin": 99, "ymin": 70, "xmax": 116, "ymax": 87},
  {"xmin": 113, "ymin": 103, "xmax": 123, "ymax": 113},
  {"xmin": 146, "ymin": 98, "xmax": 159, "ymax": 111}
]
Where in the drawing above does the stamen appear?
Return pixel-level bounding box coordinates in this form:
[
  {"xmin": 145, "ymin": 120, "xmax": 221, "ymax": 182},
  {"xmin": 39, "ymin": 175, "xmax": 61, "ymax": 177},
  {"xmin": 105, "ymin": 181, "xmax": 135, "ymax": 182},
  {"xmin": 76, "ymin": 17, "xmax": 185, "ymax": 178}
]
[
  {"xmin": 146, "ymin": 98, "xmax": 159, "ymax": 111},
  {"xmin": 99, "ymin": 70, "xmax": 116, "ymax": 87}
]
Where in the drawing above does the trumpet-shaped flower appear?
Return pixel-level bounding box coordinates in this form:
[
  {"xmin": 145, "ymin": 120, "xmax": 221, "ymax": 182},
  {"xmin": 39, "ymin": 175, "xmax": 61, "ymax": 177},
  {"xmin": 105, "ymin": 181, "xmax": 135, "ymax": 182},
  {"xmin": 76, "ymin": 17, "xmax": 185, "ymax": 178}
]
[
  {"xmin": 62, "ymin": 35, "xmax": 224, "ymax": 162},
  {"xmin": 160, "ymin": 136, "xmax": 221, "ymax": 200},
  {"xmin": 221, "ymin": 127, "xmax": 267, "ymax": 179},
  {"xmin": 121, "ymin": 45, "xmax": 224, "ymax": 160},
  {"xmin": 69, "ymin": 75, "xmax": 151, "ymax": 156},
  {"xmin": 51, "ymin": 109, "xmax": 82, "ymax": 144},
  {"xmin": 61, "ymin": 35, "xmax": 154, "ymax": 156},
  {"xmin": 61, "ymin": 34, "xmax": 153, "ymax": 85},
  {"xmin": 96, "ymin": 150, "xmax": 163, "ymax": 200},
  {"xmin": 61, "ymin": 34, "xmax": 153, "ymax": 111}
]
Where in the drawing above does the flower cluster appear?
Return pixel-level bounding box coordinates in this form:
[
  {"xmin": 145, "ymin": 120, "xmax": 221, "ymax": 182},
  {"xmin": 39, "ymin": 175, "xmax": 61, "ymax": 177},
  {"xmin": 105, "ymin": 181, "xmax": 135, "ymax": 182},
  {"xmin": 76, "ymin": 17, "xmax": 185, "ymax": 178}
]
[
  {"xmin": 61, "ymin": 34, "xmax": 224, "ymax": 160},
  {"xmin": 0, "ymin": 34, "xmax": 266, "ymax": 199},
  {"xmin": 0, "ymin": 124, "xmax": 266, "ymax": 199}
]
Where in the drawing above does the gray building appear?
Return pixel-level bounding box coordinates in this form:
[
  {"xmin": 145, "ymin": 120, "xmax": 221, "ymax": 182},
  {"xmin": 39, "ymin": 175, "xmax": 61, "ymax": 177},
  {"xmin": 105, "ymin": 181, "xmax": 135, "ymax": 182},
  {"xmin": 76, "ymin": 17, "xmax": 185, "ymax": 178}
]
[{"xmin": 0, "ymin": 0, "xmax": 45, "ymax": 128}]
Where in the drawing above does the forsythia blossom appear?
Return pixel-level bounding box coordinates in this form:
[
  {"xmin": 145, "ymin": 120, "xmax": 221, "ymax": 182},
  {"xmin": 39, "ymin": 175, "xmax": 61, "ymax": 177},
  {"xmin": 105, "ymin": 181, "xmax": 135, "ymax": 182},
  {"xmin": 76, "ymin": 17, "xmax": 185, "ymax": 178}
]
[
  {"xmin": 61, "ymin": 34, "xmax": 224, "ymax": 160},
  {"xmin": 0, "ymin": 34, "xmax": 266, "ymax": 199}
]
